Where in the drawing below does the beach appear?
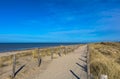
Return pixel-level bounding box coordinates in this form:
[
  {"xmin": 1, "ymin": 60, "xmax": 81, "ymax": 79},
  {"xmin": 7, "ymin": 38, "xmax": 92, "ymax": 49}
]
[{"xmin": 0, "ymin": 44, "xmax": 80, "ymax": 79}]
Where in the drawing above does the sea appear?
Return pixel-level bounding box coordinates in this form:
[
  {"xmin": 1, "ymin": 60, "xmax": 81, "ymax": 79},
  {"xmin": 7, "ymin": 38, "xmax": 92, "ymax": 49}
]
[{"xmin": 0, "ymin": 43, "xmax": 81, "ymax": 53}]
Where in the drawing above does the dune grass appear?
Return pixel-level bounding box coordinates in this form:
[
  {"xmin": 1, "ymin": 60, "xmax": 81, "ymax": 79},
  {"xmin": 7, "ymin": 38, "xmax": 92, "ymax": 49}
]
[
  {"xmin": 0, "ymin": 45, "xmax": 80, "ymax": 68},
  {"xmin": 89, "ymin": 42, "xmax": 120, "ymax": 79}
]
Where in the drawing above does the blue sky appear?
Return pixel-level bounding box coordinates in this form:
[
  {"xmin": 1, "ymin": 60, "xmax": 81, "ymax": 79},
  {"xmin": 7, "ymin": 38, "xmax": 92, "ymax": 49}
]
[{"xmin": 0, "ymin": 0, "xmax": 120, "ymax": 42}]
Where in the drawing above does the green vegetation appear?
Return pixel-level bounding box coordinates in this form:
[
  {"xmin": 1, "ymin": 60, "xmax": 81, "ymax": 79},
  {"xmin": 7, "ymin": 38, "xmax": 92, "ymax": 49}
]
[{"xmin": 89, "ymin": 42, "xmax": 120, "ymax": 79}]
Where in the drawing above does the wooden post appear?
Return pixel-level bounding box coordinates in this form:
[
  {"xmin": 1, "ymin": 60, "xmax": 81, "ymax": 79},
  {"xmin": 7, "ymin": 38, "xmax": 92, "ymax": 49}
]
[
  {"xmin": 58, "ymin": 49, "xmax": 61, "ymax": 57},
  {"xmin": 38, "ymin": 49, "xmax": 41, "ymax": 67},
  {"xmin": 12, "ymin": 54, "xmax": 16, "ymax": 78},
  {"xmin": 87, "ymin": 45, "xmax": 91, "ymax": 79}
]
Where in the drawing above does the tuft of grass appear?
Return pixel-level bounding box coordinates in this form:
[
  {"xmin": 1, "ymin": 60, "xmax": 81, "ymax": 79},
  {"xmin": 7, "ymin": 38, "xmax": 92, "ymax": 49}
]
[
  {"xmin": 17, "ymin": 51, "xmax": 32, "ymax": 58},
  {"xmin": 0, "ymin": 58, "xmax": 4, "ymax": 67},
  {"xmin": 32, "ymin": 48, "xmax": 39, "ymax": 58},
  {"xmin": 0, "ymin": 55, "xmax": 13, "ymax": 67},
  {"xmin": 115, "ymin": 57, "xmax": 120, "ymax": 64}
]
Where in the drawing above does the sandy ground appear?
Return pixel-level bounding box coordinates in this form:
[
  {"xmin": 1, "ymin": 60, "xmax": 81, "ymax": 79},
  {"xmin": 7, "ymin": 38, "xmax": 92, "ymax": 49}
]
[
  {"xmin": 0, "ymin": 50, "xmax": 32, "ymax": 57},
  {"xmin": 0, "ymin": 45, "xmax": 87, "ymax": 79},
  {"xmin": 34, "ymin": 45, "xmax": 88, "ymax": 79}
]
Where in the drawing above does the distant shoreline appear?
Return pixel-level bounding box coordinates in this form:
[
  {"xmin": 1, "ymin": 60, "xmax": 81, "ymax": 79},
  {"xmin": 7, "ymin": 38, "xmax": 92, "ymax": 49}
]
[
  {"xmin": 0, "ymin": 43, "xmax": 81, "ymax": 53},
  {"xmin": 0, "ymin": 45, "xmax": 53, "ymax": 53},
  {"xmin": 0, "ymin": 45, "xmax": 59, "ymax": 57},
  {"xmin": 0, "ymin": 44, "xmax": 81, "ymax": 57}
]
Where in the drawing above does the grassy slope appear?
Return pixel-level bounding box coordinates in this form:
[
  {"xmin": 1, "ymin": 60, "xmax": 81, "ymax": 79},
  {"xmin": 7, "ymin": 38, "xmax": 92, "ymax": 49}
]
[{"xmin": 89, "ymin": 42, "xmax": 120, "ymax": 79}]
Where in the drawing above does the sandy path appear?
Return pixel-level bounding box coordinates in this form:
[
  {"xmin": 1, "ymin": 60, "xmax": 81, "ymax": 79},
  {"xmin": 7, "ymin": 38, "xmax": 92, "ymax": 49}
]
[{"xmin": 35, "ymin": 45, "xmax": 88, "ymax": 79}]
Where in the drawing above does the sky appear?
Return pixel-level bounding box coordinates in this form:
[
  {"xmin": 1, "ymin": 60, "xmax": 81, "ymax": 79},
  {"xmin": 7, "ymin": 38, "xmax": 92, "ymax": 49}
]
[{"xmin": 0, "ymin": 0, "xmax": 120, "ymax": 42}]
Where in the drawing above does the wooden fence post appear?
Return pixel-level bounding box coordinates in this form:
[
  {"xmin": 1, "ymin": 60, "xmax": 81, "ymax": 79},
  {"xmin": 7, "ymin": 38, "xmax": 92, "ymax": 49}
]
[
  {"xmin": 58, "ymin": 49, "xmax": 61, "ymax": 57},
  {"xmin": 87, "ymin": 45, "xmax": 91, "ymax": 79},
  {"xmin": 12, "ymin": 54, "xmax": 16, "ymax": 78},
  {"xmin": 38, "ymin": 49, "xmax": 41, "ymax": 67}
]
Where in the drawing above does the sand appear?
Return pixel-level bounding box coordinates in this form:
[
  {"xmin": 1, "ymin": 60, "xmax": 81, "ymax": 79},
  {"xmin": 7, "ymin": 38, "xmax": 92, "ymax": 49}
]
[
  {"xmin": 0, "ymin": 45, "xmax": 88, "ymax": 79},
  {"xmin": 0, "ymin": 50, "xmax": 32, "ymax": 57},
  {"xmin": 34, "ymin": 45, "xmax": 88, "ymax": 79}
]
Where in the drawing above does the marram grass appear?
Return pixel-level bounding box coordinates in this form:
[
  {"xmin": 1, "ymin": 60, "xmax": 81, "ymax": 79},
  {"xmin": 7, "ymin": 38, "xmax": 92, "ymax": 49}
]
[
  {"xmin": 0, "ymin": 45, "xmax": 80, "ymax": 68},
  {"xmin": 89, "ymin": 42, "xmax": 120, "ymax": 79}
]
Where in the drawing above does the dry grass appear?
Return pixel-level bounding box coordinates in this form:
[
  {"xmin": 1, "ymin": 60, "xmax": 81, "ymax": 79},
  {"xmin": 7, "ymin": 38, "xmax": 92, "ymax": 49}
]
[
  {"xmin": 0, "ymin": 55, "xmax": 13, "ymax": 67},
  {"xmin": 0, "ymin": 45, "xmax": 80, "ymax": 79},
  {"xmin": 89, "ymin": 42, "xmax": 120, "ymax": 79},
  {"xmin": 0, "ymin": 45, "xmax": 80, "ymax": 68}
]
